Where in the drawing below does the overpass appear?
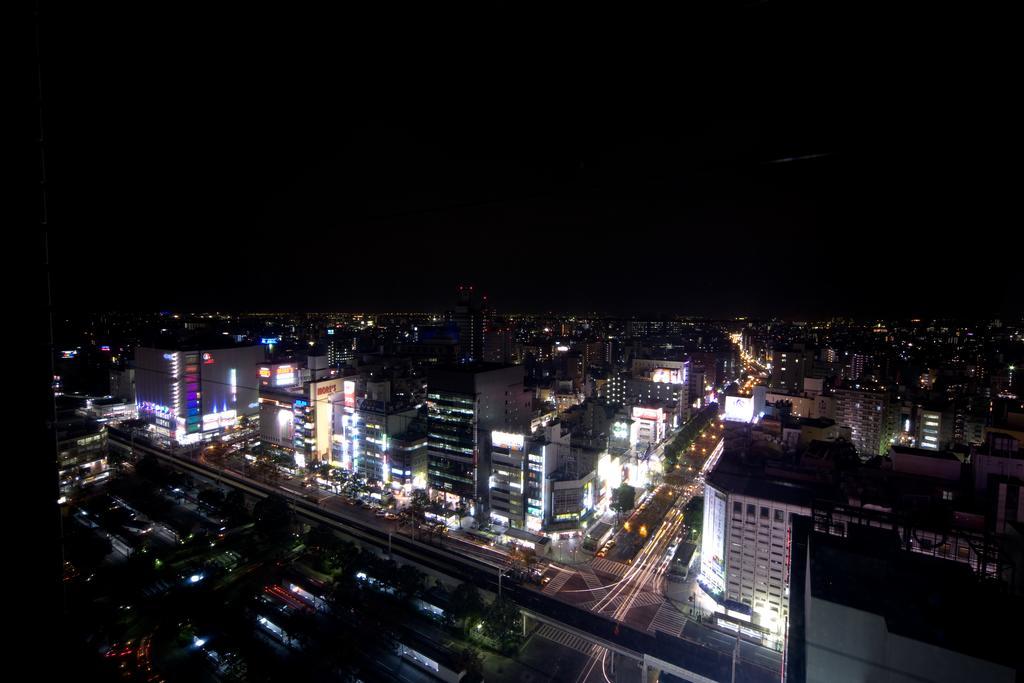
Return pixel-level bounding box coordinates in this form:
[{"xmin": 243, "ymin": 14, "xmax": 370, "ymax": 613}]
[{"xmin": 109, "ymin": 429, "xmax": 781, "ymax": 683}]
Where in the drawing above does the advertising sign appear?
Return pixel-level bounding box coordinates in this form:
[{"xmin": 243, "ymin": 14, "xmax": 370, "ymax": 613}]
[
  {"xmin": 652, "ymin": 368, "xmax": 682, "ymax": 384},
  {"xmin": 491, "ymin": 431, "xmax": 524, "ymax": 450},
  {"xmin": 343, "ymin": 380, "xmax": 356, "ymax": 408},
  {"xmin": 632, "ymin": 406, "xmax": 664, "ymax": 422},
  {"xmin": 724, "ymin": 396, "xmax": 755, "ymax": 422},
  {"xmin": 699, "ymin": 487, "xmax": 728, "ymax": 598}
]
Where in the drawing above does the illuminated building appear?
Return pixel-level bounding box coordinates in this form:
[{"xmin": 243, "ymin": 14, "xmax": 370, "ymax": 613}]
[
  {"xmin": 426, "ymin": 363, "xmax": 531, "ymax": 513},
  {"xmin": 768, "ymin": 346, "xmax": 813, "ymax": 395},
  {"xmin": 698, "ymin": 450, "xmax": 816, "ymax": 633},
  {"xmin": 55, "ymin": 416, "xmax": 111, "ymax": 499},
  {"xmin": 259, "ymin": 375, "xmax": 345, "ymax": 468},
  {"xmin": 487, "ymin": 423, "xmax": 594, "ymax": 533},
  {"xmin": 134, "ymin": 343, "xmax": 264, "ymax": 444},
  {"xmin": 329, "ymin": 377, "xmax": 421, "ymax": 483},
  {"xmin": 834, "ymin": 383, "xmax": 897, "ymax": 456},
  {"xmin": 915, "ymin": 403, "xmax": 953, "ymax": 451}
]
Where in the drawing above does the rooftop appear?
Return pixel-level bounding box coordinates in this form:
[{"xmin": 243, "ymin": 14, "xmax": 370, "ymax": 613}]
[
  {"xmin": 808, "ymin": 523, "xmax": 1022, "ymax": 671},
  {"xmin": 889, "ymin": 444, "xmax": 961, "ymax": 462}
]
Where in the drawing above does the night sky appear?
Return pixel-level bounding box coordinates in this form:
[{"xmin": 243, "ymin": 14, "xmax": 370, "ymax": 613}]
[{"xmin": 38, "ymin": 2, "xmax": 1020, "ymax": 318}]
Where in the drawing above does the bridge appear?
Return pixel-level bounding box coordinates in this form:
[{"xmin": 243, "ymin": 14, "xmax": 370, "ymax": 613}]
[{"xmin": 109, "ymin": 428, "xmax": 782, "ymax": 683}]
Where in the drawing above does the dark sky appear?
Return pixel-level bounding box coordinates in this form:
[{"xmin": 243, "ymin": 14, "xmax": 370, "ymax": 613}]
[{"xmin": 38, "ymin": 2, "xmax": 1020, "ymax": 318}]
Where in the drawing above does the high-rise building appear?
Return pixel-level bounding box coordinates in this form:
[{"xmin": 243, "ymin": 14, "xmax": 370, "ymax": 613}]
[
  {"xmin": 450, "ymin": 285, "xmax": 485, "ymax": 362},
  {"xmin": 834, "ymin": 383, "xmax": 895, "ymax": 456},
  {"xmin": 769, "ymin": 346, "xmax": 813, "ymax": 395},
  {"xmin": 699, "ymin": 448, "xmax": 815, "ymax": 632},
  {"xmin": 426, "ymin": 363, "xmax": 531, "ymax": 514}
]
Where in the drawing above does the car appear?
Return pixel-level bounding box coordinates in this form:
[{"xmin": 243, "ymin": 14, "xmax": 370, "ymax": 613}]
[{"xmin": 541, "ymin": 576, "xmax": 551, "ymax": 585}]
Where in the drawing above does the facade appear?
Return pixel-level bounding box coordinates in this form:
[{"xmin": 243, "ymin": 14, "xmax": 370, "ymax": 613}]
[
  {"xmin": 834, "ymin": 384, "xmax": 894, "ymax": 456},
  {"xmin": 426, "ymin": 363, "xmax": 531, "ymax": 513},
  {"xmin": 916, "ymin": 404, "xmax": 954, "ymax": 451},
  {"xmin": 109, "ymin": 367, "xmax": 135, "ymax": 403},
  {"xmin": 486, "ymin": 424, "xmax": 590, "ymax": 533},
  {"xmin": 350, "ymin": 396, "xmax": 421, "ymax": 486},
  {"xmin": 451, "ymin": 285, "xmax": 485, "ymax": 362},
  {"xmin": 768, "ymin": 347, "xmax": 812, "ymax": 394},
  {"xmin": 56, "ymin": 418, "xmax": 110, "ymax": 499},
  {"xmin": 699, "ymin": 474, "xmax": 812, "ymax": 632},
  {"xmin": 134, "ymin": 344, "xmax": 264, "ymax": 444},
  {"xmin": 258, "ymin": 376, "xmax": 344, "ymax": 467}
]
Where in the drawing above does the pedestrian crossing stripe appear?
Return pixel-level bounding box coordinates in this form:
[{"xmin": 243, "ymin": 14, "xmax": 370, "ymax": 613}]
[
  {"xmin": 543, "ymin": 570, "xmax": 572, "ymax": 594},
  {"xmin": 594, "ymin": 590, "xmax": 665, "ymax": 613},
  {"xmin": 591, "ymin": 558, "xmax": 629, "ymax": 577},
  {"xmin": 534, "ymin": 624, "xmax": 605, "ymax": 656},
  {"xmin": 646, "ymin": 601, "xmax": 688, "ymax": 636}
]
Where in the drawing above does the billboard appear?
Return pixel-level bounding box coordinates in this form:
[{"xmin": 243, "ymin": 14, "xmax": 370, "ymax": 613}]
[
  {"xmin": 275, "ymin": 364, "xmax": 295, "ymax": 387},
  {"xmin": 699, "ymin": 485, "xmax": 728, "ymax": 599},
  {"xmin": 491, "ymin": 431, "xmax": 524, "ymax": 450},
  {"xmin": 724, "ymin": 396, "xmax": 755, "ymax": 423},
  {"xmin": 343, "ymin": 380, "xmax": 356, "ymax": 408},
  {"xmin": 632, "ymin": 406, "xmax": 664, "ymax": 423},
  {"xmin": 652, "ymin": 367, "xmax": 683, "ymax": 384}
]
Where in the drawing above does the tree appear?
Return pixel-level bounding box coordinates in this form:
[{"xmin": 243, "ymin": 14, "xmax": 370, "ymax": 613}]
[
  {"xmin": 224, "ymin": 489, "xmax": 250, "ymax": 523},
  {"xmin": 452, "ymin": 646, "xmax": 484, "ymax": 678},
  {"xmin": 447, "ymin": 582, "xmax": 484, "ymax": 632},
  {"xmin": 612, "ymin": 484, "xmax": 636, "ymax": 514},
  {"xmin": 252, "ymin": 494, "xmax": 293, "ymax": 544},
  {"xmin": 394, "ymin": 564, "xmax": 425, "ymax": 601},
  {"xmin": 483, "ymin": 597, "xmax": 522, "ymax": 652}
]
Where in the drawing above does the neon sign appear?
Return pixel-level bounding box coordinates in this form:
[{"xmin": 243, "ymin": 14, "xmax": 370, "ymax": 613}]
[{"xmin": 202, "ymin": 352, "xmax": 214, "ymax": 364}]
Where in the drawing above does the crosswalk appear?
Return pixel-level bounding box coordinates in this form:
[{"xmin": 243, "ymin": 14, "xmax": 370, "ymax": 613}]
[
  {"xmin": 646, "ymin": 600, "xmax": 689, "ymax": 637},
  {"xmin": 593, "ymin": 589, "xmax": 665, "ymax": 614},
  {"xmin": 577, "ymin": 565, "xmax": 609, "ymax": 600},
  {"xmin": 591, "ymin": 558, "xmax": 629, "ymax": 577},
  {"xmin": 534, "ymin": 624, "xmax": 604, "ymax": 656},
  {"xmin": 542, "ymin": 569, "xmax": 573, "ymax": 595}
]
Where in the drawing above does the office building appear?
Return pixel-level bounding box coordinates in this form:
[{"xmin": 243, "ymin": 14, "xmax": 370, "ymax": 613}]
[
  {"xmin": 769, "ymin": 346, "xmax": 813, "ymax": 395},
  {"xmin": 450, "ymin": 285, "xmax": 486, "ymax": 362},
  {"xmin": 56, "ymin": 417, "xmax": 111, "ymax": 500},
  {"xmin": 426, "ymin": 363, "xmax": 531, "ymax": 513}
]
